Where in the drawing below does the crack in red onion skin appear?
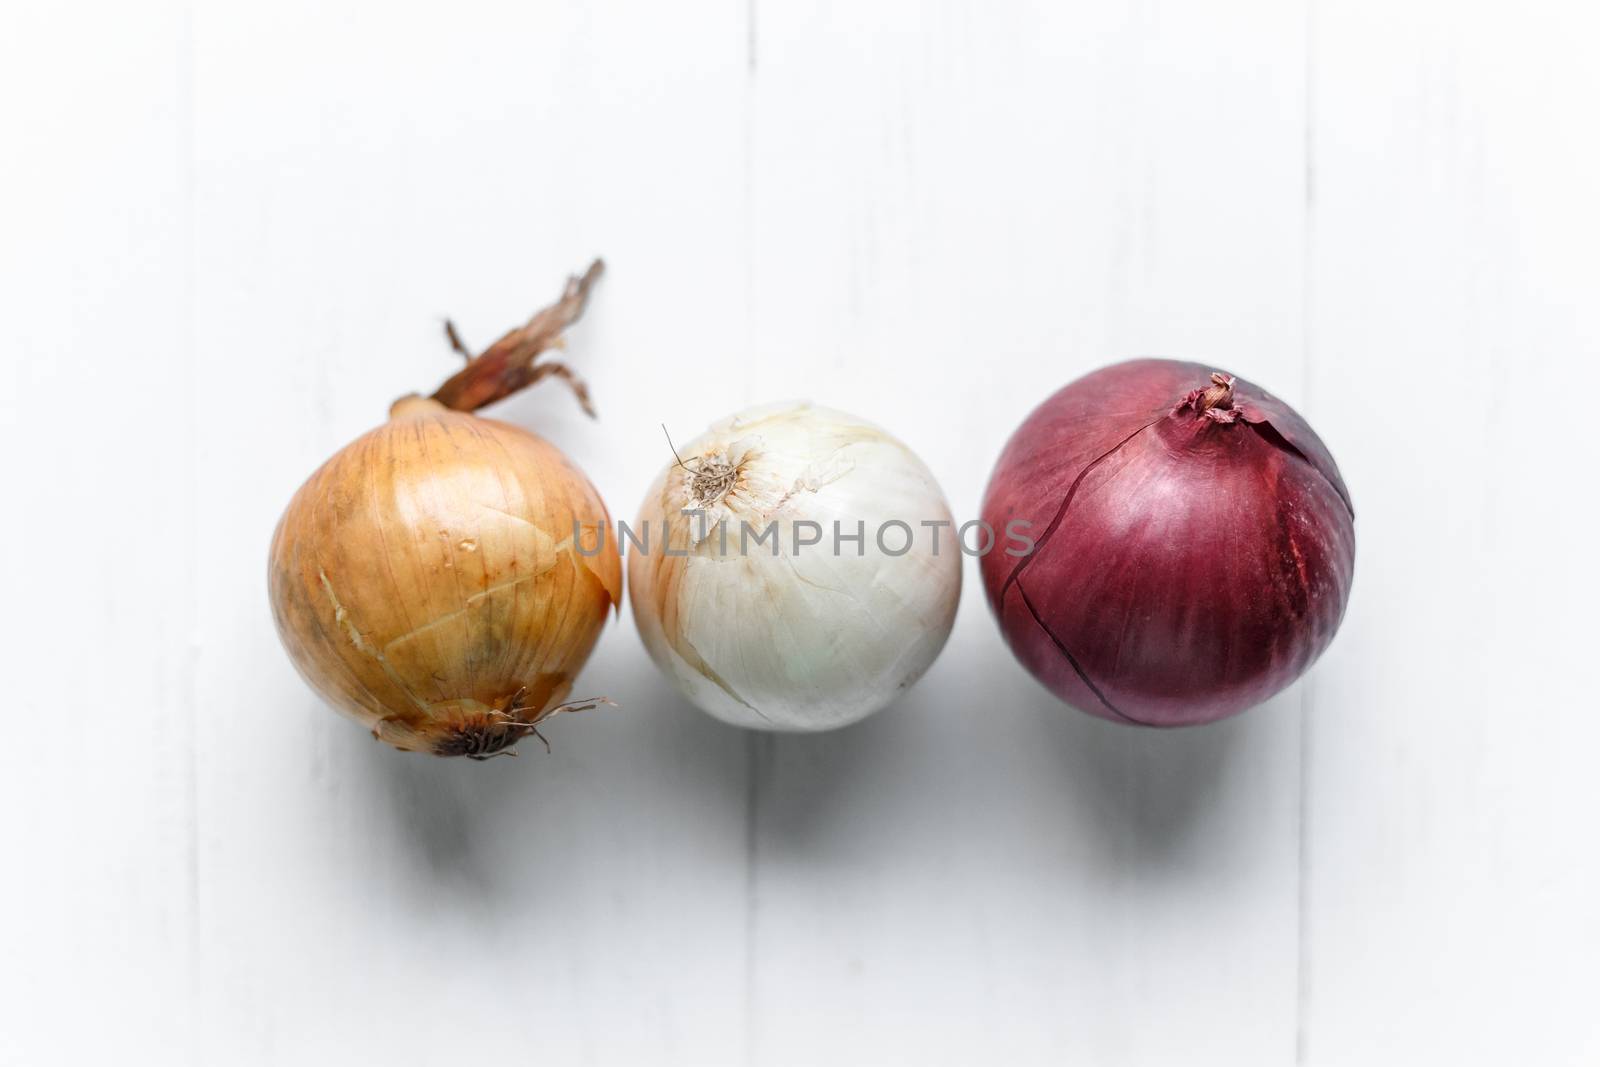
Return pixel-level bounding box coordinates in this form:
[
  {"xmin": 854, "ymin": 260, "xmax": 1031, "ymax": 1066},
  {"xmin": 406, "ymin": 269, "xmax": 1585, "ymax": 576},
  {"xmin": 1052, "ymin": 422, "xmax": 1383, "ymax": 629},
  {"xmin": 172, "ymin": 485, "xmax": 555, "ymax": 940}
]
[
  {"xmin": 997, "ymin": 416, "xmax": 1163, "ymax": 604},
  {"xmin": 980, "ymin": 359, "xmax": 1356, "ymax": 727},
  {"xmin": 1013, "ymin": 580, "xmax": 1155, "ymax": 727}
]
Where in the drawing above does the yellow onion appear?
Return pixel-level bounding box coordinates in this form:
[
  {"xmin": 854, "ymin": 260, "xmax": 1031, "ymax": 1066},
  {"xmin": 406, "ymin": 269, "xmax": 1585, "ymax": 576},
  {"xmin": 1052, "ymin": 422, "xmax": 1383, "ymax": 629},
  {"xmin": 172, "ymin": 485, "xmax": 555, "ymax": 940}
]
[{"xmin": 269, "ymin": 262, "xmax": 621, "ymax": 759}]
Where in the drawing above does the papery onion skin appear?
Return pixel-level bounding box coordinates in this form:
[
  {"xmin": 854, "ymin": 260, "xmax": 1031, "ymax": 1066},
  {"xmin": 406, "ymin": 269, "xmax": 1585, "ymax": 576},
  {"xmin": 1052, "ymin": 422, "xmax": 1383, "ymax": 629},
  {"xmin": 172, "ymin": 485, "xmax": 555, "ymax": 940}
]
[
  {"xmin": 268, "ymin": 263, "xmax": 621, "ymax": 758},
  {"xmin": 629, "ymin": 402, "xmax": 962, "ymax": 732},
  {"xmin": 979, "ymin": 359, "xmax": 1355, "ymax": 727}
]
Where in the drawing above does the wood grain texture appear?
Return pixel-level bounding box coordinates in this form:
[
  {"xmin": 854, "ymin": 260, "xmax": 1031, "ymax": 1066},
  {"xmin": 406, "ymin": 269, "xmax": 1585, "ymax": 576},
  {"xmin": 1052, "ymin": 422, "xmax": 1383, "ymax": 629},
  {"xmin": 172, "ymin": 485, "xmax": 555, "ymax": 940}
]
[
  {"xmin": 0, "ymin": 4, "xmax": 197, "ymax": 1062},
  {"xmin": 1302, "ymin": 2, "xmax": 1600, "ymax": 1063},
  {"xmin": 2, "ymin": 0, "xmax": 1596, "ymax": 1063}
]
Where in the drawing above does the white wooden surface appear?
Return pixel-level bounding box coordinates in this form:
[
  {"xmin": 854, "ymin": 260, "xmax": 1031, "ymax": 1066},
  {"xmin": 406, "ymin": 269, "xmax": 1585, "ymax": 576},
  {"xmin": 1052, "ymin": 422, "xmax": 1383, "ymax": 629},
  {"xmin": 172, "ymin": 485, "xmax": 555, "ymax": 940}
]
[{"xmin": 3, "ymin": 2, "xmax": 1597, "ymax": 1064}]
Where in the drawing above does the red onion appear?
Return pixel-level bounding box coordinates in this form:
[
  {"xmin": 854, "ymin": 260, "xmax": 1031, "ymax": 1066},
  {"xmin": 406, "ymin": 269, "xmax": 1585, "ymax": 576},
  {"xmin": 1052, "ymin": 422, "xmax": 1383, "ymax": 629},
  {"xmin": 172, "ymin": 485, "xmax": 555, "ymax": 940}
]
[{"xmin": 979, "ymin": 359, "xmax": 1355, "ymax": 727}]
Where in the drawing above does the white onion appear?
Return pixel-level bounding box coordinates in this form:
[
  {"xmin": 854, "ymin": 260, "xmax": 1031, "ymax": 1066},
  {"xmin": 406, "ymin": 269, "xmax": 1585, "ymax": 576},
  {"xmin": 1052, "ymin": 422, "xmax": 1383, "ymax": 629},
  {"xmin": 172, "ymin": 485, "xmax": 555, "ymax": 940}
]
[{"xmin": 628, "ymin": 401, "xmax": 962, "ymax": 731}]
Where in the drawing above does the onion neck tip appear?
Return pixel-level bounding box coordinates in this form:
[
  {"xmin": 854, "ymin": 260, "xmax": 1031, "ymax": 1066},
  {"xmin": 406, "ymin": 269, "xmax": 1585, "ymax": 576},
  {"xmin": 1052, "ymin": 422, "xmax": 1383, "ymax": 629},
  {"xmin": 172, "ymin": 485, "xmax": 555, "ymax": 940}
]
[
  {"xmin": 389, "ymin": 393, "xmax": 446, "ymax": 420},
  {"xmin": 1174, "ymin": 372, "xmax": 1240, "ymax": 425}
]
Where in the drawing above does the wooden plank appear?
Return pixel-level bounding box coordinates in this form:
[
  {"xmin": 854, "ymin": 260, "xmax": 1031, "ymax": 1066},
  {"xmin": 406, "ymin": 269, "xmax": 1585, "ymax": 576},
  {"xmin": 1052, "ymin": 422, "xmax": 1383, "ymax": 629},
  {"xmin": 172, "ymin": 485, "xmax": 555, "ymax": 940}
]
[
  {"xmin": 1303, "ymin": 2, "xmax": 1600, "ymax": 1061},
  {"xmin": 741, "ymin": 2, "xmax": 1311, "ymax": 1062},
  {"xmin": 187, "ymin": 2, "xmax": 754, "ymax": 1062},
  {"xmin": 0, "ymin": 3, "xmax": 196, "ymax": 1061}
]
